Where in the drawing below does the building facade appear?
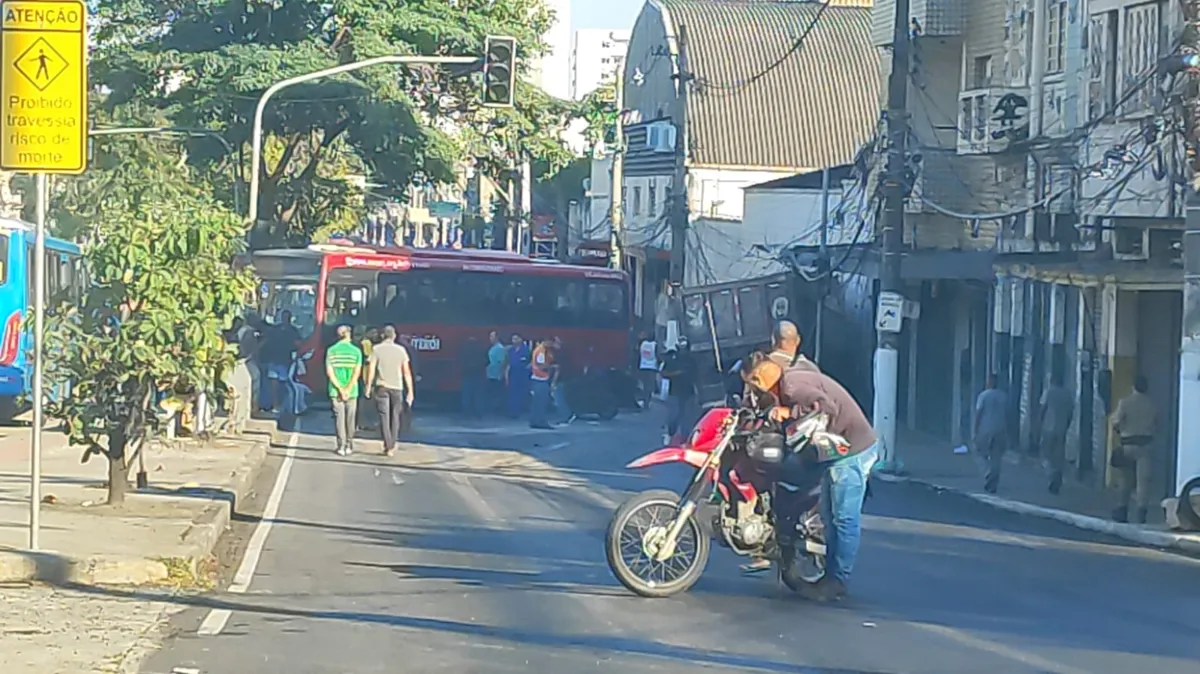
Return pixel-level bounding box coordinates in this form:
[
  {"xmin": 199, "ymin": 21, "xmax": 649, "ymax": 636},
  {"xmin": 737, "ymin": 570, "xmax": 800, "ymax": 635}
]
[
  {"xmin": 530, "ymin": 0, "xmax": 573, "ymax": 100},
  {"xmin": 617, "ymin": 0, "xmax": 881, "ymax": 295},
  {"xmin": 873, "ymin": 0, "xmax": 1187, "ymax": 511},
  {"xmin": 570, "ymin": 29, "xmax": 631, "ymax": 100}
]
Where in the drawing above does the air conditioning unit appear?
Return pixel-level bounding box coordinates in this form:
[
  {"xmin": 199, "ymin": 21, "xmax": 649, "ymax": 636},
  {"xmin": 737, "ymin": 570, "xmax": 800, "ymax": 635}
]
[{"xmin": 645, "ymin": 122, "xmax": 676, "ymax": 153}]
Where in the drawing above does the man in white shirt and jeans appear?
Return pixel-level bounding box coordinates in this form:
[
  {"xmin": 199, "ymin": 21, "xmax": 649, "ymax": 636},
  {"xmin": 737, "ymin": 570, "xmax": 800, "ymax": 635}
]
[
  {"xmin": 636, "ymin": 330, "xmax": 658, "ymax": 410},
  {"xmin": 366, "ymin": 326, "xmax": 415, "ymax": 456}
]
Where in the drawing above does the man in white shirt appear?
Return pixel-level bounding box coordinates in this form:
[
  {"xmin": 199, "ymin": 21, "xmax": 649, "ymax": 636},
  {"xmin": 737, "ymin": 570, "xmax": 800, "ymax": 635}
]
[
  {"xmin": 636, "ymin": 330, "xmax": 658, "ymax": 409},
  {"xmin": 366, "ymin": 326, "xmax": 415, "ymax": 456}
]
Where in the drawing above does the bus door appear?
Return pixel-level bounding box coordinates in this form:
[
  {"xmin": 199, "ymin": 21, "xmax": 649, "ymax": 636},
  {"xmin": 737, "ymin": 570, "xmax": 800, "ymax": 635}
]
[{"xmin": 322, "ymin": 268, "xmax": 375, "ymax": 348}]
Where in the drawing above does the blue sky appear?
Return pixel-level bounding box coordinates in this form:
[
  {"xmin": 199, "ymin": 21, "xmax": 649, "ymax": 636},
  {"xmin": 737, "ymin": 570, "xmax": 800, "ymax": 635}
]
[{"xmin": 572, "ymin": 0, "xmax": 643, "ymax": 31}]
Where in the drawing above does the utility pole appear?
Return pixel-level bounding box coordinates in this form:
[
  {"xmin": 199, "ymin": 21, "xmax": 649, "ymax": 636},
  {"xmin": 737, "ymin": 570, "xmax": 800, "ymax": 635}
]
[
  {"xmin": 609, "ymin": 69, "xmax": 625, "ymax": 271},
  {"xmin": 1174, "ymin": 3, "xmax": 1200, "ymax": 527},
  {"xmin": 669, "ymin": 25, "xmax": 690, "ymax": 286},
  {"xmin": 505, "ymin": 170, "xmax": 516, "ymax": 252},
  {"xmin": 815, "ymin": 166, "xmax": 830, "ymax": 364},
  {"xmin": 873, "ymin": 0, "xmax": 912, "ymax": 475},
  {"xmin": 520, "ymin": 157, "xmax": 532, "ymax": 255}
]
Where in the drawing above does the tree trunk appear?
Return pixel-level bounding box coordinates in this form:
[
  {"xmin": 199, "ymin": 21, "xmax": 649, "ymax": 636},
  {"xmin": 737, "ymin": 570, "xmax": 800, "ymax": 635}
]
[
  {"xmin": 107, "ymin": 454, "xmax": 128, "ymax": 505},
  {"xmin": 106, "ymin": 425, "xmax": 130, "ymax": 505}
]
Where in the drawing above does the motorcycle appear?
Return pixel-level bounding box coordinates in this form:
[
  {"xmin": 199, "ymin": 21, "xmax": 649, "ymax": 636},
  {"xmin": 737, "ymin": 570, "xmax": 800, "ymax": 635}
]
[{"xmin": 604, "ymin": 405, "xmax": 846, "ymax": 598}]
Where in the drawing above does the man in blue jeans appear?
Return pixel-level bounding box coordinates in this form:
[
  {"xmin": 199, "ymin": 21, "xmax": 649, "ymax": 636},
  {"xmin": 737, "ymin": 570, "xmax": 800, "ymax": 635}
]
[{"xmin": 767, "ymin": 360, "xmax": 879, "ymax": 602}]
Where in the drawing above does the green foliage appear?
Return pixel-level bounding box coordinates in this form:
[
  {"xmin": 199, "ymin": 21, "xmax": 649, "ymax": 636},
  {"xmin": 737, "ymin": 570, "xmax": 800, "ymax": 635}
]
[
  {"xmin": 576, "ymin": 76, "xmax": 619, "ymax": 150},
  {"xmin": 92, "ymin": 0, "xmax": 577, "ymax": 246},
  {"xmin": 43, "ymin": 136, "xmax": 255, "ymax": 500}
]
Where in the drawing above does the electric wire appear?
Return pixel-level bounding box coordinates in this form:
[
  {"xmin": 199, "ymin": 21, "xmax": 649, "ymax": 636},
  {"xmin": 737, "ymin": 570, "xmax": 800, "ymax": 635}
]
[{"xmin": 694, "ymin": 0, "xmax": 832, "ymax": 94}]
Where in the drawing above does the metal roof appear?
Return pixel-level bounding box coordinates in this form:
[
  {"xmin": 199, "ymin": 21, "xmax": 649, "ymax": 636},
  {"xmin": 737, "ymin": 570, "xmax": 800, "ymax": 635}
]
[
  {"xmin": 660, "ymin": 0, "xmax": 881, "ymax": 170},
  {"xmin": 746, "ymin": 163, "xmax": 856, "ymax": 190}
]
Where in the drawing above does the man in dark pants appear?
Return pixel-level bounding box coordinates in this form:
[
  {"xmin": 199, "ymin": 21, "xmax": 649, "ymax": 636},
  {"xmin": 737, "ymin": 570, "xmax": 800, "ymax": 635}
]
[
  {"xmin": 1111, "ymin": 376, "xmax": 1158, "ymax": 523},
  {"xmin": 366, "ymin": 326, "xmax": 415, "ymax": 456},
  {"xmin": 1037, "ymin": 372, "xmax": 1075, "ymax": 494},
  {"xmin": 973, "ymin": 375, "xmax": 1009, "ymax": 494},
  {"xmin": 659, "ymin": 338, "xmax": 697, "ymax": 443}
]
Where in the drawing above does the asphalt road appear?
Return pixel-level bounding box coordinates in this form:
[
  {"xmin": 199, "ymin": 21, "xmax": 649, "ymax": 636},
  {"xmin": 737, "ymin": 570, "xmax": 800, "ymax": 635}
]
[{"xmin": 136, "ymin": 408, "xmax": 1200, "ymax": 674}]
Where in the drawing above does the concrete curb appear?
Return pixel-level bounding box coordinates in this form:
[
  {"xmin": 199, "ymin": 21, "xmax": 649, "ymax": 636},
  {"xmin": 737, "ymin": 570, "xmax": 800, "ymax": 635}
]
[
  {"xmin": 173, "ymin": 436, "xmax": 271, "ymax": 576},
  {"xmin": 0, "ymin": 436, "xmax": 271, "ymax": 586},
  {"xmin": 874, "ymin": 472, "xmax": 1200, "ymax": 556}
]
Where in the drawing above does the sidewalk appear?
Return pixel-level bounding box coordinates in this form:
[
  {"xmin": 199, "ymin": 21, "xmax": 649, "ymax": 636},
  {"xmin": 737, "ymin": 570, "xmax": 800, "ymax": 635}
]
[
  {"xmin": 0, "ymin": 419, "xmax": 274, "ymax": 585},
  {"xmin": 877, "ymin": 428, "xmax": 1200, "ymax": 555}
]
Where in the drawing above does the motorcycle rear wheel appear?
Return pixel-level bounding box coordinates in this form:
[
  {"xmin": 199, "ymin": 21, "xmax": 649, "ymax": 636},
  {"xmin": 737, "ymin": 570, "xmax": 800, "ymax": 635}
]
[
  {"xmin": 605, "ymin": 489, "xmax": 710, "ymax": 598},
  {"xmin": 780, "ymin": 544, "xmax": 825, "ymax": 592}
]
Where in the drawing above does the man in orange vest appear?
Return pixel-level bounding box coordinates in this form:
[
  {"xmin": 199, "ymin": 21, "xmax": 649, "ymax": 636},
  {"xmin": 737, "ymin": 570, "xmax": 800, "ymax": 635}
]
[{"xmin": 529, "ymin": 338, "xmax": 555, "ymax": 429}]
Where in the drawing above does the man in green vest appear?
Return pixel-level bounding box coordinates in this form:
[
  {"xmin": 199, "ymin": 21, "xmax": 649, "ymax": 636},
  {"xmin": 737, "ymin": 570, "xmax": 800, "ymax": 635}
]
[{"xmin": 326, "ymin": 324, "xmax": 363, "ymax": 456}]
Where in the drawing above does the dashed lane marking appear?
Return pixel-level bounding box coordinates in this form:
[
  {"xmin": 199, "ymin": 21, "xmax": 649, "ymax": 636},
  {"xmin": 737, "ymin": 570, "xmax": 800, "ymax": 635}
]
[{"xmin": 196, "ymin": 422, "xmax": 302, "ymax": 637}]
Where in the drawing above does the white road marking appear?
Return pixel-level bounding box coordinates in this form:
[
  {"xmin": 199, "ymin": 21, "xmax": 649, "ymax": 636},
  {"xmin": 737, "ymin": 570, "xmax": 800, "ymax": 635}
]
[
  {"xmin": 448, "ymin": 472, "xmax": 503, "ymax": 524},
  {"xmin": 196, "ymin": 423, "xmax": 302, "ymax": 637},
  {"xmin": 911, "ymin": 622, "xmax": 1091, "ymax": 674}
]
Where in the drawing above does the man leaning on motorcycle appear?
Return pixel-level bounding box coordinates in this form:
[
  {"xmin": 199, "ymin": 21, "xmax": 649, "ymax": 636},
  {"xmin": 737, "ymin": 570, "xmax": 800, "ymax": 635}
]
[{"xmin": 751, "ymin": 357, "xmax": 880, "ymax": 602}]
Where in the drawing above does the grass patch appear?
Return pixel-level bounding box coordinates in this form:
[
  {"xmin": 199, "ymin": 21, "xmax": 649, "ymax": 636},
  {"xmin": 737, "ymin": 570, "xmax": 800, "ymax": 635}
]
[{"xmin": 153, "ymin": 556, "xmax": 213, "ymax": 590}]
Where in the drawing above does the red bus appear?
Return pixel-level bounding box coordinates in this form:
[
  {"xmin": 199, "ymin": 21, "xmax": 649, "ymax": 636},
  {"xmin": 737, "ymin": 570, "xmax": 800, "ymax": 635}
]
[{"xmin": 250, "ymin": 242, "xmax": 632, "ymax": 396}]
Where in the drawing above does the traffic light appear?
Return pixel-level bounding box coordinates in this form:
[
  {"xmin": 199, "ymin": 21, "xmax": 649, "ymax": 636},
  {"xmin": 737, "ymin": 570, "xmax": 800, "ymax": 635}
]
[{"xmin": 482, "ymin": 36, "xmax": 517, "ymax": 108}]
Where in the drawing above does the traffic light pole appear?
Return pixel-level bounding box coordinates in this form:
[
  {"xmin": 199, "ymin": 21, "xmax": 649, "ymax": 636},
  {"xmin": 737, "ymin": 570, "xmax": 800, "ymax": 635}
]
[{"xmin": 247, "ymin": 55, "xmax": 480, "ymax": 231}]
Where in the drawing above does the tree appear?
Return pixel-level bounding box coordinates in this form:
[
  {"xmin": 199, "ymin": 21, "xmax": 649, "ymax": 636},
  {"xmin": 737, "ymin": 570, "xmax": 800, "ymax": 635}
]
[
  {"xmin": 44, "ymin": 136, "xmax": 256, "ymax": 505},
  {"xmin": 93, "ymin": 0, "xmax": 576, "ymax": 246},
  {"xmin": 576, "ymin": 76, "xmax": 619, "ymax": 150}
]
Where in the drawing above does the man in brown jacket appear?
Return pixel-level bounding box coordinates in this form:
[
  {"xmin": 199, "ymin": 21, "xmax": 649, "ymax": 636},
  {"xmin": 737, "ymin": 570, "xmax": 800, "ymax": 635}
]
[{"xmin": 756, "ymin": 359, "xmax": 879, "ymax": 601}]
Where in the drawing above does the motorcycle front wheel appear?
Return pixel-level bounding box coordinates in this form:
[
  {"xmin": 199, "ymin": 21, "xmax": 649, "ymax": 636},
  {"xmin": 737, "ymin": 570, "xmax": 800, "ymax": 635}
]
[{"xmin": 605, "ymin": 489, "xmax": 710, "ymax": 598}]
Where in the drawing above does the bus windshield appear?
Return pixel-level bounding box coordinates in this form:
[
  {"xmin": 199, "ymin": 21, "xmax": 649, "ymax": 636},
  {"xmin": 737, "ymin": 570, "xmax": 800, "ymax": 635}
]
[
  {"xmin": 376, "ymin": 269, "xmax": 627, "ymax": 331},
  {"xmin": 260, "ymin": 281, "xmax": 317, "ymax": 339}
]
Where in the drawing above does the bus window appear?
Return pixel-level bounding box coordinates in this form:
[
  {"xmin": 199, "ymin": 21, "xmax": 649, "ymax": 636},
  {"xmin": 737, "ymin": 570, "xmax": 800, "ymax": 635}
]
[
  {"xmin": 548, "ymin": 279, "xmax": 584, "ymax": 328},
  {"xmin": 454, "ymin": 272, "xmax": 501, "ymax": 326},
  {"xmin": 73, "ymin": 256, "xmax": 89, "ymax": 301},
  {"xmin": 45, "ymin": 251, "xmax": 61, "ymax": 300},
  {"xmin": 0, "ymin": 234, "xmax": 8, "ymax": 285},
  {"xmin": 380, "ymin": 270, "xmax": 460, "ymax": 325},
  {"xmin": 586, "ymin": 281, "xmax": 627, "ymax": 330},
  {"xmin": 58, "ymin": 254, "xmax": 74, "ymax": 298},
  {"xmin": 324, "ymin": 285, "xmax": 369, "ymax": 324},
  {"xmin": 260, "ymin": 282, "xmax": 317, "ymax": 339},
  {"xmin": 500, "ymin": 276, "xmax": 539, "ymax": 326}
]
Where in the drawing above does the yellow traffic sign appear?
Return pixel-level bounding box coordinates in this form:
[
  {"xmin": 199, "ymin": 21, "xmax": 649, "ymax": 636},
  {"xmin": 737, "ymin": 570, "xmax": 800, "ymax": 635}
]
[{"xmin": 0, "ymin": 0, "xmax": 87, "ymax": 174}]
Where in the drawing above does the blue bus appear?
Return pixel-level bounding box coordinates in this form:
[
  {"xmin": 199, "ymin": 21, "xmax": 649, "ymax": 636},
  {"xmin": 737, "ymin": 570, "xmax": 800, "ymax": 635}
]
[{"xmin": 0, "ymin": 218, "xmax": 84, "ymax": 420}]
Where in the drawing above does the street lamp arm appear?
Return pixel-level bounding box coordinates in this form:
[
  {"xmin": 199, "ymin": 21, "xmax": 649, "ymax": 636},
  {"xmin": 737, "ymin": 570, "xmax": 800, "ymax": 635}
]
[{"xmin": 247, "ymin": 54, "xmax": 480, "ymax": 229}]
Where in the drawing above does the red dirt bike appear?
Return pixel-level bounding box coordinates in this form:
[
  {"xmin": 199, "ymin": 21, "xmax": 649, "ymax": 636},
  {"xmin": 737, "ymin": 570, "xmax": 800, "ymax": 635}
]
[{"xmin": 605, "ymin": 406, "xmax": 843, "ymax": 598}]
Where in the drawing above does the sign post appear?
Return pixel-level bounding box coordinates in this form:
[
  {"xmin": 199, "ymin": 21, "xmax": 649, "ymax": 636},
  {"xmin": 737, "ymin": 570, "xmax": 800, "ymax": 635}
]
[{"xmin": 0, "ymin": 0, "xmax": 88, "ymax": 550}]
